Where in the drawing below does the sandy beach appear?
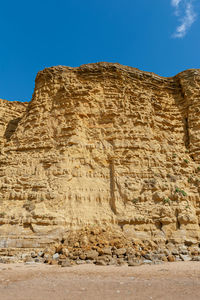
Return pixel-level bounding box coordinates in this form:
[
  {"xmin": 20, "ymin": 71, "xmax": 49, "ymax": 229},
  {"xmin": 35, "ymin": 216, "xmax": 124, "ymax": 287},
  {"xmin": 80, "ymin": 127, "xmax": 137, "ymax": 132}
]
[{"xmin": 0, "ymin": 261, "xmax": 200, "ymax": 300}]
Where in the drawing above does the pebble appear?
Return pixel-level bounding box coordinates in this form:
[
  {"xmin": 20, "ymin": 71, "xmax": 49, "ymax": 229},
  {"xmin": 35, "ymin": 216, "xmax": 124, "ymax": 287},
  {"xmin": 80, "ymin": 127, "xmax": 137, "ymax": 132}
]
[
  {"xmin": 143, "ymin": 259, "xmax": 153, "ymax": 264},
  {"xmin": 61, "ymin": 260, "xmax": 71, "ymax": 267},
  {"xmin": 180, "ymin": 254, "xmax": 191, "ymax": 262},
  {"xmin": 52, "ymin": 253, "xmax": 59, "ymax": 260},
  {"xmin": 192, "ymin": 256, "xmax": 200, "ymax": 261}
]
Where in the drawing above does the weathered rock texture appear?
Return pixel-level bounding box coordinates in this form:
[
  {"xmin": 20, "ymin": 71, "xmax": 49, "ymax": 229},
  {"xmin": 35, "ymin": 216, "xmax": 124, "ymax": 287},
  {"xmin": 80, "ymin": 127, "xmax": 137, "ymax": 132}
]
[{"xmin": 1, "ymin": 63, "xmax": 200, "ymax": 261}]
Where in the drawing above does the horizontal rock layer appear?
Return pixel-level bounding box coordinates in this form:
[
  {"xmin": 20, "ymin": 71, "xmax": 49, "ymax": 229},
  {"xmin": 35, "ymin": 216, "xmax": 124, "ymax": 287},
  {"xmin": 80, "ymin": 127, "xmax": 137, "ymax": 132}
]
[{"xmin": 1, "ymin": 63, "xmax": 200, "ymax": 257}]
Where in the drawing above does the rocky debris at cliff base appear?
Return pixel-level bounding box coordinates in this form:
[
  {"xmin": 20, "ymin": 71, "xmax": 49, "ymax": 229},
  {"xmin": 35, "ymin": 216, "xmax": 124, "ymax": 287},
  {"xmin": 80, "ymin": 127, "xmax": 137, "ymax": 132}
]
[{"xmin": 1, "ymin": 226, "xmax": 200, "ymax": 266}]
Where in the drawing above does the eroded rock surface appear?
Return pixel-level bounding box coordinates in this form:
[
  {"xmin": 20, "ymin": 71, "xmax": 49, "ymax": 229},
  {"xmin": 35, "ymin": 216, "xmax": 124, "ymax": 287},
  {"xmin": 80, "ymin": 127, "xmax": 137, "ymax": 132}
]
[{"xmin": 1, "ymin": 63, "xmax": 200, "ymax": 262}]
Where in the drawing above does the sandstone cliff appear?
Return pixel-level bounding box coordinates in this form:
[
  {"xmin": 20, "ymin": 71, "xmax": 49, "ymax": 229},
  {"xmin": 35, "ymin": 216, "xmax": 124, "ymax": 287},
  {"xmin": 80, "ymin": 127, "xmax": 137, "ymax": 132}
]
[{"xmin": 1, "ymin": 63, "xmax": 200, "ymax": 260}]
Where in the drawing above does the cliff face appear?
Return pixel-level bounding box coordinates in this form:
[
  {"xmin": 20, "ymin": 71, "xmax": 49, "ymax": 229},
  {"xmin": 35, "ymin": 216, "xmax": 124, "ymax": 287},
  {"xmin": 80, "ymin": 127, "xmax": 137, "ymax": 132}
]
[{"xmin": 1, "ymin": 63, "xmax": 200, "ymax": 256}]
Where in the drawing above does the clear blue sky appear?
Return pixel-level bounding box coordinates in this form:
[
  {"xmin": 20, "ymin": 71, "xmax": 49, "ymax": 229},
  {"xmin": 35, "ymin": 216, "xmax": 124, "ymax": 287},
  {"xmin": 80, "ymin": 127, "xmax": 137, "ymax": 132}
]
[{"xmin": 0, "ymin": 0, "xmax": 200, "ymax": 102}]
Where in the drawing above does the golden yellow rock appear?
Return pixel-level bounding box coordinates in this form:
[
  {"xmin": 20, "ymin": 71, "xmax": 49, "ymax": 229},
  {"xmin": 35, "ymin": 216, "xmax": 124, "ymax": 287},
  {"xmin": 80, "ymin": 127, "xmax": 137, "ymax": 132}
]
[
  {"xmin": 1, "ymin": 63, "xmax": 200, "ymax": 256},
  {"xmin": 167, "ymin": 255, "xmax": 176, "ymax": 262}
]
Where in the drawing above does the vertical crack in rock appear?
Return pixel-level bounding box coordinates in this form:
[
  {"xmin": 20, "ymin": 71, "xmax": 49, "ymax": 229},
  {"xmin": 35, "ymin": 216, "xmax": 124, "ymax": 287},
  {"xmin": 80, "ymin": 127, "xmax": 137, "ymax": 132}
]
[
  {"xmin": 175, "ymin": 209, "xmax": 180, "ymax": 230},
  {"xmin": 109, "ymin": 159, "xmax": 117, "ymax": 215},
  {"xmin": 23, "ymin": 223, "xmax": 35, "ymax": 233},
  {"xmin": 184, "ymin": 117, "xmax": 190, "ymax": 149}
]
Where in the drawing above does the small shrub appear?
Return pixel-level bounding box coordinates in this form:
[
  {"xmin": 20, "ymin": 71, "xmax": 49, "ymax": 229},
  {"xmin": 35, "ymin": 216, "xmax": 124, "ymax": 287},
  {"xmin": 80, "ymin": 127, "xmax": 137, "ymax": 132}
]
[
  {"xmin": 0, "ymin": 212, "xmax": 6, "ymax": 218},
  {"xmin": 175, "ymin": 187, "xmax": 180, "ymax": 193},
  {"xmin": 175, "ymin": 187, "xmax": 187, "ymax": 196},
  {"xmin": 181, "ymin": 190, "xmax": 187, "ymax": 196},
  {"xmin": 184, "ymin": 159, "xmax": 189, "ymax": 164},
  {"xmin": 131, "ymin": 198, "xmax": 139, "ymax": 204},
  {"xmin": 163, "ymin": 198, "xmax": 170, "ymax": 204}
]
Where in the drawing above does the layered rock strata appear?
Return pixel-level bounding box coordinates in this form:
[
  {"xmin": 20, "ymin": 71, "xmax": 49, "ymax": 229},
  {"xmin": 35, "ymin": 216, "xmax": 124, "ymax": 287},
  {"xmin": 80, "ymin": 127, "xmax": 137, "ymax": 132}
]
[{"xmin": 1, "ymin": 63, "xmax": 200, "ymax": 262}]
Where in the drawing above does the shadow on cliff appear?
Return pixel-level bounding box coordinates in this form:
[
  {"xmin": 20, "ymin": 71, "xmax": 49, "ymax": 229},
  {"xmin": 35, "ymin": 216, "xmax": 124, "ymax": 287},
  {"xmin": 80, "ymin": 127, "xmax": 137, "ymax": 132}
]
[{"xmin": 4, "ymin": 117, "xmax": 21, "ymax": 141}]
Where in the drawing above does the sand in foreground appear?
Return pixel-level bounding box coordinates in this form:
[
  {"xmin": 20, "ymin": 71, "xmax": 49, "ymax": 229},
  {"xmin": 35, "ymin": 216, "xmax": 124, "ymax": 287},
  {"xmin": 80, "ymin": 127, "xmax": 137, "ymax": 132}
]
[{"xmin": 0, "ymin": 261, "xmax": 199, "ymax": 300}]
